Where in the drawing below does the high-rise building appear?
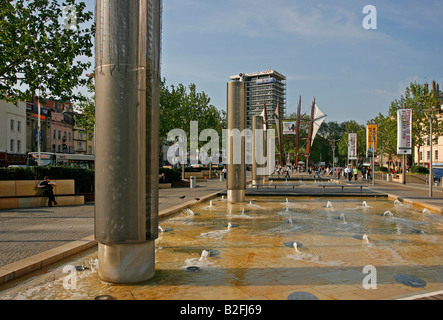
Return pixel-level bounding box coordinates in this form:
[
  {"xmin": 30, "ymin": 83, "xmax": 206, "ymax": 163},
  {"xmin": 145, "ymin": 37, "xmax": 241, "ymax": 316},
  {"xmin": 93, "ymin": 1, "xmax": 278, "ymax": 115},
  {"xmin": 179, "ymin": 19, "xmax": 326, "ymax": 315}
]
[{"xmin": 230, "ymin": 70, "xmax": 286, "ymax": 128}]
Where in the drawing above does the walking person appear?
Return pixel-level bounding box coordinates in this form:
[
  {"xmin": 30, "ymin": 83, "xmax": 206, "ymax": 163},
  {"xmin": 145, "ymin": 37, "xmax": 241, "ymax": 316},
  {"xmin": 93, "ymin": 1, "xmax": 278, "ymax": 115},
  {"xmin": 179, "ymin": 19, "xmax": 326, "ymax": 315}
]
[
  {"xmin": 37, "ymin": 176, "xmax": 58, "ymax": 207},
  {"xmin": 222, "ymin": 167, "xmax": 227, "ymax": 180},
  {"xmin": 285, "ymin": 166, "xmax": 290, "ymax": 179},
  {"xmin": 353, "ymin": 167, "xmax": 358, "ymax": 181},
  {"xmin": 347, "ymin": 166, "xmax": 353, "ymax": 182},
  {"xmin": 361, "ymin": 166, "xmax": 367, "ymax": 181}
]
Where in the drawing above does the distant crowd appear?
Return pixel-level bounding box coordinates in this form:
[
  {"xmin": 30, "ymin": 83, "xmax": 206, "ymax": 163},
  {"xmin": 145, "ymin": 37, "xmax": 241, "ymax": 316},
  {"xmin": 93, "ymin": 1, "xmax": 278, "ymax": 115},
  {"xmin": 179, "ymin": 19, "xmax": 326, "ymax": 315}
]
[{"xmin": 274, "ymin": 164, "xmax": 374, "ymax": 182}]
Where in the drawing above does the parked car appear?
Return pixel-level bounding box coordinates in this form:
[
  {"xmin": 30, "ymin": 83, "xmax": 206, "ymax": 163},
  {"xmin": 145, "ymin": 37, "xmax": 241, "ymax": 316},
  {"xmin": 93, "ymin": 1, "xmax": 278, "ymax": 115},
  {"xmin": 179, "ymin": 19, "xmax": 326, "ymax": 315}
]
[{"xmin": 434, "ymin": 167, "xmax": 443, "ymax": 182}]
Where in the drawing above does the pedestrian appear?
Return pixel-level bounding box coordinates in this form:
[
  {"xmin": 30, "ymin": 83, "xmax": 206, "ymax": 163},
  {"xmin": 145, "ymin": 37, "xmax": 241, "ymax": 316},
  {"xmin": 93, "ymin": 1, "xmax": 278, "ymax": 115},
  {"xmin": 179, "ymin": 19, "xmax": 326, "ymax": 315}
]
[
  {"xmin": 361, "ymin": 167, "xmax": 367, "ymax": 181},
  {"xmin": 367, "ymin": 168, "xmax": 372, "ymax": 182},
  {"xmin": 347, "ymin": 166, "xmax": 353, "ymax": 182},
  {"xmin": 222, "ymin": 167, "xmax": 227, "ymax": 179},
  {"xmin": 37, "ymin": 176, "xmax": 58, "ymax": 207},
  {"xmin": 353, "ymin": 167, "xmax": 358, "ymax": 181},
  {"xmin": 285, "ymin": 166, "xmax": 290, "ymax": 178}
]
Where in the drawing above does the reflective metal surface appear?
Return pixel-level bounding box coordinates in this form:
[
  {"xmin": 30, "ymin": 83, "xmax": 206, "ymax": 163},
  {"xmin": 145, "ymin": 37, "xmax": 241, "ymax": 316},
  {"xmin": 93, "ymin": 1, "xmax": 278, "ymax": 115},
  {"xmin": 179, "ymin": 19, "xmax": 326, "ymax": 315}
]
[
  {"xmin": 94, "ymin": 0, "xmax": 162, "ymax": 283},
  {"xmin": 226, "ymin": 81, "xmax": 246, "ymax": 202}
]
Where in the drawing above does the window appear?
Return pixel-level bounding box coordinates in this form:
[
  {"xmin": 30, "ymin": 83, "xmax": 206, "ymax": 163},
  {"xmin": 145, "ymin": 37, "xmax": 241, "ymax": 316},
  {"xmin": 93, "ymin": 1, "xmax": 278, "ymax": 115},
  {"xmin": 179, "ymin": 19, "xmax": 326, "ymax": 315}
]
[
  {"xmin": 10, "ymin": 139, "xmax": 14, "ymax": 152},
  {"xmin": 88, "ymin": 146, "xmax": 92, "ymax": 155},
  {"xmin": 53, "ymin": 129, "xmax": 57, "ymax": 139},
  {"xmin": 10, "ymin": 120, "xmax": 14, "ymax": 132},
  {"xmin": 419, "ymin": 151, "xmax": 423, "ymax": 161},
  {"xmin": 436, "ymin": 150, "xmax": 439, "ymax": 161},
  {"xmin": 427, "ymin": 151, "xmax": 431, "ymax": 161},
  {"xmin": 58, "ymin": 130, "xmax": 61, "ymax": 140},
  {"xmin": 68, "ymin": 132, "xmax": 72, "ymax": 142},
  {"xmin": 17, "ymin": 140, "xmax": 21, "ymax": 153},
  {"xmin": 17, "ymin": 121, "xmax": 21, "ymax": 133}
]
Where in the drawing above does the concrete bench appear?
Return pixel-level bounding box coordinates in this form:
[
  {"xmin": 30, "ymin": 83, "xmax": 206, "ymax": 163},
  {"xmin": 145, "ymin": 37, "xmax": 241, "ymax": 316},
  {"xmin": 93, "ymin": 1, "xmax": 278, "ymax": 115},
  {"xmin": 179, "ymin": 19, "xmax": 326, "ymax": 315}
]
[
  {"xmin": 251, "ymin": 184, "xmax": 302, "ymax": 190},
  {"xmin": 0, "ymin": 180, "xmax": 84, "ymax": 209},
  {"xmin": 318, "ymin": 184, "xmax": 369, "ymax": 193},
  {"xmin": 158, "ymin": 174, "xmax": 172, "ymax": 189}
]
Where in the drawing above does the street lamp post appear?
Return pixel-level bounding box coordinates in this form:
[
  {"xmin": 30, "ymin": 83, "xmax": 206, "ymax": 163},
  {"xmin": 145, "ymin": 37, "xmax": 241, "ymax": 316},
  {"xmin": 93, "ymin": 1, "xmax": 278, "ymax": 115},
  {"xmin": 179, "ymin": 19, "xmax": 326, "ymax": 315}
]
[{"xmin": 424, "ymin": 106, "xmax": 437, "ymax": 198}]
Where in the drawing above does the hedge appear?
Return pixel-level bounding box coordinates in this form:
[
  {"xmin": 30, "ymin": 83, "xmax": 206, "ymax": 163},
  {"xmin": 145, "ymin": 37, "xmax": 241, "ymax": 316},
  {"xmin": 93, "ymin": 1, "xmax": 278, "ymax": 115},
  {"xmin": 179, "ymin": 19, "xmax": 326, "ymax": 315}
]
[
  {"xmin": 0, "ymin": 167, "xmax": 185, "ymax": 193},
  {"xmin": 0, "ymin": 166, "xmax": 94, "ymax": 194},
  {"xmin": 411, "ymin": 166, "xmax": 429, "ymax": 174}
]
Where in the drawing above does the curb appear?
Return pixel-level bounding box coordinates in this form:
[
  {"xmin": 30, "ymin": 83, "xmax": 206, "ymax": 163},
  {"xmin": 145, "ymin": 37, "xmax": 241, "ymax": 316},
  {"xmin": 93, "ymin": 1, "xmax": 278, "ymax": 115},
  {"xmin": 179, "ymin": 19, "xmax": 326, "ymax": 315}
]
[
  {"xmin": 0, "ymin": 235, "xmax": 97, "ymax": 285},
  {"xmin": 0, "ymin": 191, "xmax": 223, "ymax": 286}
]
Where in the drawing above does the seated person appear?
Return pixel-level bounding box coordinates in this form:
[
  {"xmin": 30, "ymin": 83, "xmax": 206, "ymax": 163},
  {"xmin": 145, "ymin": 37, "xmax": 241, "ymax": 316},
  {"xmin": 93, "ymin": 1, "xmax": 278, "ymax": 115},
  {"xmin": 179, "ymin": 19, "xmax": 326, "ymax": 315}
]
[{"xmin": 37, "ymin": 176, "xmax": 58, "ymax": 207}]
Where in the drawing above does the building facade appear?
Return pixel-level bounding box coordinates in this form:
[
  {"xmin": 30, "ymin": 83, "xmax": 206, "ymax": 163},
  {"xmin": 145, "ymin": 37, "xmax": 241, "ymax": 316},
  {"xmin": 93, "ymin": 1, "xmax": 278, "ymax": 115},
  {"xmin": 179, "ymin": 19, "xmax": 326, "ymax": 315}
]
[
  {"xmin": 0, "ymin": 100, "xmax": 27, "ymax": 166},
  {"xmin": 230, "ymin": 70, "xmax": 286, "ymax": 128}
]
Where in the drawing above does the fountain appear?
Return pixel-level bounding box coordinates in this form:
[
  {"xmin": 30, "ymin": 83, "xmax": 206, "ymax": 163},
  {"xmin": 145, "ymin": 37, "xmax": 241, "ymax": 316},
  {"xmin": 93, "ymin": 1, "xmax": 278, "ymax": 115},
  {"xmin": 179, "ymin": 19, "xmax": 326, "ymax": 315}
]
[
  {"xmin": 227, "ymin": 79, "xmax": 246, "ymax": 203},
  {"xmin": 361, "ymin": 234, "xmax": 370, "ymax": 244},
  {"xmin": 94, "ymin": 0, "xmax": 162, "ymax": 284},
  {"xmin": 326, "ymin": 201, "xmax": 333, "ymax": 208},
  {"xmin": 199, "ymin": 250, "xmax": 210, "ymax": 262},
  {"xmin": 383, "ymin": 211, "xmax": 394, "ymax": 217},
  {"xmin": 423, "ymin": 209, "xmax": 431, "ymax": 215},
  {"xmin": 1, "ymin": 196, "xmax": 442, "ymax": 301},
  {"xmin": 293, "ymin": 242, "xmax": 300, "ymax": 253}
]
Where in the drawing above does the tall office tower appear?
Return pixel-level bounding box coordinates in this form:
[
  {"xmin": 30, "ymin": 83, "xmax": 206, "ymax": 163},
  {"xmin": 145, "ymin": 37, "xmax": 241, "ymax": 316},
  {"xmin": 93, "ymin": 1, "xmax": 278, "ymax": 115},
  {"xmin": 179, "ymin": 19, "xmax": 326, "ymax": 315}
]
[{"xmin": 230, "ymin": 70, "xmax": 286, "ymax": 128}]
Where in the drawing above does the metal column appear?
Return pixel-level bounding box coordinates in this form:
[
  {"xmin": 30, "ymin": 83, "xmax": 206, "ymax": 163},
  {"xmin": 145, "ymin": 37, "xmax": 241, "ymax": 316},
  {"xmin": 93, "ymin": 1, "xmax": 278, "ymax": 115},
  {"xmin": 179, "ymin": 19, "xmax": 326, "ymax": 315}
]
[
  {"xmin": 252, "ymin": 115, "xmax": 266, "ymax": 185},
  {"xmin": 95, "ymin": 0, "xmax": 162, "ymax": 284},
  {"xmin": 227, "ymin": 80, "xmax": 246, "ymax": 203}
]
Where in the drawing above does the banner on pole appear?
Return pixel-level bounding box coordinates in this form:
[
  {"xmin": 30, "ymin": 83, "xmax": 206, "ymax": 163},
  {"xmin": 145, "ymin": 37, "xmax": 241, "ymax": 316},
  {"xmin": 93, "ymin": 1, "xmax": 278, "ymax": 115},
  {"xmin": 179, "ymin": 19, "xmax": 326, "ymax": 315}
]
[
  {"xmin": 282, "ymin": 121, "xmax": 296, "ymax": 135},
  {"xmin": 348, "ymin": 133, "xmax": 357, "ymax": 160},
  {"xmin": 366, "ymin": 124, "xmax": 377, "ymax": 157},
  {"xmin": 397, "ymin": 109, "xmax": 412, "ymax": 155}
]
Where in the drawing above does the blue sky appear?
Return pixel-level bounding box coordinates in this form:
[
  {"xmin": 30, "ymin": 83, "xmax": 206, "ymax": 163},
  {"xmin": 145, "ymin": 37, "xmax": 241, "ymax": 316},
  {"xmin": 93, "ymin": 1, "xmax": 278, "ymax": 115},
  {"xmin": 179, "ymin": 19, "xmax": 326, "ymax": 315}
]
[{"xmin": 85, "ymin": 0, "xmax": 443, "ymax": 124}]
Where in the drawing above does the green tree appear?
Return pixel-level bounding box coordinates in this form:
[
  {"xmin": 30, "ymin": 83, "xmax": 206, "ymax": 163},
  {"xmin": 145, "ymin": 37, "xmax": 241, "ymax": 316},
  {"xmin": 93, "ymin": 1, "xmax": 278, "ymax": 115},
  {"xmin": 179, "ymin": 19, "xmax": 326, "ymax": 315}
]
[
  {"xmin": 337, "ymin": 121, "xmax": 366, "ymax": 165},
  {"xmin": 372, "ymin": 112, "xmax": 397, "ymax": 167},
  {"xmin": 0, "ymin": 0, "xmax": 94, "ymax": 103},
  {"xmin": 75, "ymin": 76, "xmax": 95, "ymax": 135},
  {"xmin": 160, "ymin": 79, "xmax": 226, "ymax": 146}
]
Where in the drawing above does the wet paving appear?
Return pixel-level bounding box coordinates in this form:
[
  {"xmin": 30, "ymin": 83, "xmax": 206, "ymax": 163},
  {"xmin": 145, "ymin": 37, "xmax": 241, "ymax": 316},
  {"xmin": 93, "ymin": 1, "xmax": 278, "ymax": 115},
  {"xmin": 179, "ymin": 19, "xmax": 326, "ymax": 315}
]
[{"xmin": 0, "ymin": 196, "xmax": 442, "ymax": 300}]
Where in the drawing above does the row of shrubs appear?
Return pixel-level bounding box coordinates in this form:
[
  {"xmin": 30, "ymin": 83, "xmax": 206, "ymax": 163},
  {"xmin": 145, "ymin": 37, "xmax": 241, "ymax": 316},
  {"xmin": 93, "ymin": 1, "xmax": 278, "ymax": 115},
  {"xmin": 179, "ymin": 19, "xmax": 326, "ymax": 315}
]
[
  {"xmin": 376, "ymin": 166, "xmax": 430, "ymax": 174},
  {"xmin": 0, "ymin": 167, "xmax": 189, "ymax": 194}
]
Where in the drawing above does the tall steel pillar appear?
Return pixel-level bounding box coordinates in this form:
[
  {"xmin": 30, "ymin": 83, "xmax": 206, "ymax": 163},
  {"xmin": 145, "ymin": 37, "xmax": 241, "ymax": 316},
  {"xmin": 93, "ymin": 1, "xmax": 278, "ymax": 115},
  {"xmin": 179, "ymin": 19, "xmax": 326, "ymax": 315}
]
[
  {"xmin": 227, "ymin": 80, "xmax": 246, "ymax": 203},
  {"xmin": 252, "ymin": 116, "xmax": 265, "ymax": 185},
  {"xmin": 95, "ymin": 0, "xmax": 162, "ymax": 284}
]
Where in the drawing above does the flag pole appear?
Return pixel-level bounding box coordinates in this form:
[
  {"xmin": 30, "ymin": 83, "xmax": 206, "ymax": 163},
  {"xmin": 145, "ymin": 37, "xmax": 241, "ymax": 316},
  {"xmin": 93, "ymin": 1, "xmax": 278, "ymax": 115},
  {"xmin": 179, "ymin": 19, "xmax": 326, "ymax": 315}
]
[{"xmin": 37, "ymin": 90, "xmax": 41, "ymax": 166}]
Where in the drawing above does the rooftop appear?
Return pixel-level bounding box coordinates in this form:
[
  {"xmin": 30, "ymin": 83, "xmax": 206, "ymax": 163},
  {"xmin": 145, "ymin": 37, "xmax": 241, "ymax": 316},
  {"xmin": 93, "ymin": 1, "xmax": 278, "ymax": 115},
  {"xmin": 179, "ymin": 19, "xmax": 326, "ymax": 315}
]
[{"xmin": 230, "ymin": 70, "xmax": 286, "ymax": 81}]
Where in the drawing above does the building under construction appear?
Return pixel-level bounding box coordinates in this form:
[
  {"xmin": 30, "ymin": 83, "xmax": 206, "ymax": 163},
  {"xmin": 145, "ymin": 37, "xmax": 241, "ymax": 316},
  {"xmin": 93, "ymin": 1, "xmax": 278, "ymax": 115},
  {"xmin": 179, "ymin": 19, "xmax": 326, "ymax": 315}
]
[{"xmin": 230, "ymin": 70, "xmax": 286, "ymax": 128}]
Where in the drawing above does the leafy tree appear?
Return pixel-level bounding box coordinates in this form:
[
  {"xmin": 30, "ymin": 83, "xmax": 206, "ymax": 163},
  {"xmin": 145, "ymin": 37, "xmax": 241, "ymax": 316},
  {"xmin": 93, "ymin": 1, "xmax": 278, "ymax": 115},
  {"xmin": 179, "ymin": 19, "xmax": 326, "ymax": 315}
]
[
  {"xmin": 75, "ymin": 75, "xmax": 95, "ymax": 135},
  {"xmin": 160, "ymin": 79, "xmax": 226, "ymax": 146},
  {"xmin": 337, "ymin": 120, "xmax": 366, "ymax": 165},
  {"xmin": 0, "ymin": 0, "xmax": 94, "ymax": 103},
  {"xmin": 372, "ymin": 112, "xmax": 397, "ymax": 167}
]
